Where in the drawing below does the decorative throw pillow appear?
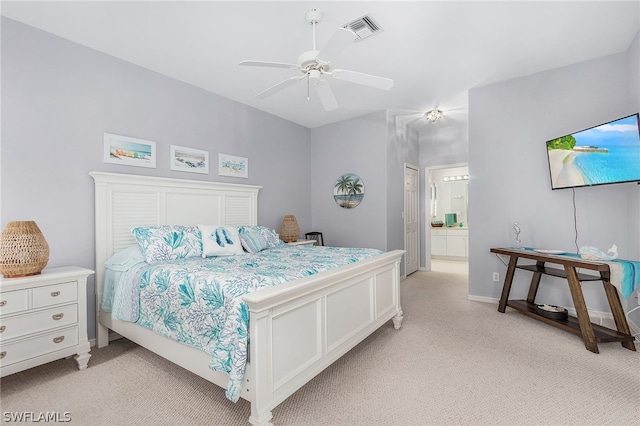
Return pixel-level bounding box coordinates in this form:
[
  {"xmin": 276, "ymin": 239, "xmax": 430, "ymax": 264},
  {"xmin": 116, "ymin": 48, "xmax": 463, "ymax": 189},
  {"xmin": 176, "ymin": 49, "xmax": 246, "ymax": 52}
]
[
  {"xmin": 132, "ymin": 225, "xmax": 202, "ymax": 263},
  {"xmin": 198, "ymin": 225, "xmax": 244, "ymax": 257},
  {"xmin": 238, "ymin": 226, "xmax": 284, "ymax": 253}
]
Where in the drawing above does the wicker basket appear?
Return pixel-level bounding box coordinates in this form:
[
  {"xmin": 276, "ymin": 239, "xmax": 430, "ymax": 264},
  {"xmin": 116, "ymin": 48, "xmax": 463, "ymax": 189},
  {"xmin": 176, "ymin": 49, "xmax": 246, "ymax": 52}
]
[
  {"xmin": 279, "ymin": 215, "xmax": 300, "ymax": 243},
  {"xmin": 0, "ymin": 221, "xmax": 50, "ymax": 278}
]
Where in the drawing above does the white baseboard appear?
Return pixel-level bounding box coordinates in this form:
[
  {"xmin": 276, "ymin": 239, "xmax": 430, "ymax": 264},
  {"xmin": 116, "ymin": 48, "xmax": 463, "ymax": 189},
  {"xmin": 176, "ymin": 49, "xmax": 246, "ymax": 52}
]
[
  {"xmin": 467, "ymin": 295, "xmax": 498, "ymax": 304},
  {"xmin": 627, "ymin": 318, "xmax": 640, "ymax": 338}
]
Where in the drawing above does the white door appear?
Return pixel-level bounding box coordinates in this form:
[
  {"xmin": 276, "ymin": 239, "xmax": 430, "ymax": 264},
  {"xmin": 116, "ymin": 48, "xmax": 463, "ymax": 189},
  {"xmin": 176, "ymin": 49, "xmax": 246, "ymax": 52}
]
[{"xmin": 405, "ymin": 164, "xmax": 419, "ymax": 275}]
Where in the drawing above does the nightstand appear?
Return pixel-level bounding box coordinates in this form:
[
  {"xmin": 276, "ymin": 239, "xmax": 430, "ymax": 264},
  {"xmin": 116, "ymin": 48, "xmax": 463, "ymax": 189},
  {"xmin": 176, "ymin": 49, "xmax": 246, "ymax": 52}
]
[
  {"xmin": 0, "ymin": 266, "xmax": 94, "ymax": 377},
  {"xmin": 286, "ymin": 240, "xmax": 316, "ymax": 246}
]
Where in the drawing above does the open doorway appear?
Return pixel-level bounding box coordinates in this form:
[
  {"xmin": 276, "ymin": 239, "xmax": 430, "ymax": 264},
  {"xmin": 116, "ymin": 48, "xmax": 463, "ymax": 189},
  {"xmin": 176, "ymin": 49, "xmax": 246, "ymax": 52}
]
[{"xmin": 425, "ymin": 164, "xmax": 469, "ymax": 273}]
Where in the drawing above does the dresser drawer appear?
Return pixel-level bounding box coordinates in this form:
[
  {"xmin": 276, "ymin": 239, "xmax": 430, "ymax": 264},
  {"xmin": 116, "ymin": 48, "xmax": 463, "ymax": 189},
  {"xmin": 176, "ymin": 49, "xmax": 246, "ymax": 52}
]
[
  {"xmin": 0, "ymin": 290, "xmax": 28, "ymax": 316},
  {"xmin": 0, "ymin": 326, "xmax": 78, "ymax": 368},
  {"xmin": 0, "ymin": 304, "xmax": 78, "ymax": 341},
  {"xmin": 32, "ymin": 282, "xmax": 77, "ymax": 308}
]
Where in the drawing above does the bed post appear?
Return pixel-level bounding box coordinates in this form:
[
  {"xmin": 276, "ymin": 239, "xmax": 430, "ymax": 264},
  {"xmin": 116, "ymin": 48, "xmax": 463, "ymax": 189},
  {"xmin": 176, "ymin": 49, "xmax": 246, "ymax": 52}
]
[
  {"xmin": 91, "ymin": 172, "xmax": 110, "ymax": 348},
  {"xmin": 248, "ymin": 309, "xmax": 274, "ymax": 426},
  {"xmin": 392, "ymin": 257, "xmax": 404, "ymax": 330}
]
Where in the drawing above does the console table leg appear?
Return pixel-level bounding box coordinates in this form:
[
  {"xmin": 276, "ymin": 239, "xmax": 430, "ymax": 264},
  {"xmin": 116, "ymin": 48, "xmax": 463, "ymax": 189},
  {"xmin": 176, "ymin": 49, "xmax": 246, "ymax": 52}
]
[
  {"xmin": 498, "ymin": 255, "xmax": 518, "ymax": 313},
  {"xmin": 526, "ymin": 261, "xmax": 545, "ymax": 304},
  {"xmin": 565, "ymin": 266, "xmax": 599, "ymax": 353},
  {"xmin": 601, "ymin": 276, "xmax": 636, "ymax": 351}
]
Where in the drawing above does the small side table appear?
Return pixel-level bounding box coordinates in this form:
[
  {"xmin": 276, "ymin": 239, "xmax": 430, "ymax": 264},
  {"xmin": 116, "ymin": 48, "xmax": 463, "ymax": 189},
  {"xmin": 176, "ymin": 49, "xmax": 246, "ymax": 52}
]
[{"xmin": 286, "ymin": 240, "xmax": 316, "ymax": 246}]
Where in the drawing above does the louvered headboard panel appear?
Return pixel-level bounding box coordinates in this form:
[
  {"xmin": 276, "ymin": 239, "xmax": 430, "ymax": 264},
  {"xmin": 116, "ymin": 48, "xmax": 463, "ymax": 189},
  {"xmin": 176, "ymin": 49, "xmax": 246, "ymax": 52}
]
[{"xmin": 90, "ymin": 171, "xmax": 262, "ymax": 305}]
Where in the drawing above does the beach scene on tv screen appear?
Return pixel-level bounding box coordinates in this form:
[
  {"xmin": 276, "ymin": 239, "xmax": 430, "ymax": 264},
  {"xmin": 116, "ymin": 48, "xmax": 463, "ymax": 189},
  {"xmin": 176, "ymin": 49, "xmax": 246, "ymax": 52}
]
[{"xmin": 546, "ymin": 115, "xmax": 640, "ymax": 189}]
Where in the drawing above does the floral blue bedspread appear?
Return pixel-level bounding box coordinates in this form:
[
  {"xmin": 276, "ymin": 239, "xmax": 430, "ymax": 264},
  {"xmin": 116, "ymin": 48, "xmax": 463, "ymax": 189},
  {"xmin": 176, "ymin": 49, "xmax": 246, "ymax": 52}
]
[{"xmin": 105, "ymin": 245, "xmax": 382, "ymax": 402}]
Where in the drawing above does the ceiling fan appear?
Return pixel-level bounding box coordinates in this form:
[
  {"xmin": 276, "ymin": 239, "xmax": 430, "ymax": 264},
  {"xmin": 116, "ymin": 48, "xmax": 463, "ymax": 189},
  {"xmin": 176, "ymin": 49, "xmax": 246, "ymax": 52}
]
[{"xmin": 239, "ymin": 9, "xmax": 394, "ymax": 111}]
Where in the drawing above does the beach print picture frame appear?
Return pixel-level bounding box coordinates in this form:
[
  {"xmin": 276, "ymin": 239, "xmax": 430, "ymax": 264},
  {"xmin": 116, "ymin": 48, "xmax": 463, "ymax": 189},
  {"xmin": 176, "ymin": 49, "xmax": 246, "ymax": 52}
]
[
  {"xmin": 104, "ymin": 133, "xmax": 156, "ymax": 168},
  {"xmin": 218, "ymin": 153, "xmax": 248, "ymax": 178},
  {"xmin": 170, "ymin": 145, "xmax": 209, "ymax": 174},
  {"xmin": 334, "ymin": 173, "xmax": 365, "ymax": 209}
]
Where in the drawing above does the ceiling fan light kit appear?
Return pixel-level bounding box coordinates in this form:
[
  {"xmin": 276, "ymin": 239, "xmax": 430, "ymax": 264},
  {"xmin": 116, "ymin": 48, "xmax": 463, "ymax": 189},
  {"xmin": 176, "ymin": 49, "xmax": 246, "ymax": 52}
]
[
  {"xmin": 425, "ymin": 109, "xmax": 443, "ymax": 122},
  {"xmin": 239, "ymin": 9, "xmax": 394, "ymax": 111}
]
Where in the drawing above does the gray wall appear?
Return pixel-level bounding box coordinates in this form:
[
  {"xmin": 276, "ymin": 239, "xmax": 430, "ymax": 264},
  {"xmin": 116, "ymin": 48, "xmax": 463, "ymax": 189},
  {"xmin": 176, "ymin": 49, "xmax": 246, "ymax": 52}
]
[
  {"xmin": 309, "ymin": 111, "xmax": 388, "ymax": 250},
  {"xmin": 308, "ymin": 109, "xmax": 419, "ymax": 278},
  {"xmin": 468, "ymin": 33, "xmax": 639, "ymax": 322},
  {"xmin": 418, "ymin": 122, "xmax": 469, "ymax": 269},
  {"xmin": 1, "ymin": 18, "xmax": 312, "ymax": 339},
  {"xmin": 626, "ymin": 31, "xmax": 640, "ymax": 261},
  {"xmin": 386, "ymin": 111, "xmax": 420, "ymax": 275}
]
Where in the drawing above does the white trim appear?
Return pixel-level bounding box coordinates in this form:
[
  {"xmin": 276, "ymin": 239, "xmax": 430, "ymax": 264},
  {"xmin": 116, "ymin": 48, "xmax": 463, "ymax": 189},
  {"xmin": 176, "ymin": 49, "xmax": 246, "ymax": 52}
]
[{"xmin": 404, "ymin": 163, "xmax": 419, "ymax": 276}]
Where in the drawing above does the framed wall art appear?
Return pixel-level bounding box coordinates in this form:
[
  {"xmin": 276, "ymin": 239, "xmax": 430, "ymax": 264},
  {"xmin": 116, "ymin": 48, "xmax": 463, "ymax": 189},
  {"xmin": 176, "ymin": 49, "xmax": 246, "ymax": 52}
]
[
  {"xmin": 170, "ymin": 145, "xmax": 209, "ymax": 174},
  {"xmin": 218, "ymin": 153, "xmax": 248, "ymax": 178},
  {"xmin": 103, "ymin": 133, "xmax": 156, "ymax": 168},
  {"xmin": 334, "ymin": 173, "xmax": 365, "ymax": 209}
]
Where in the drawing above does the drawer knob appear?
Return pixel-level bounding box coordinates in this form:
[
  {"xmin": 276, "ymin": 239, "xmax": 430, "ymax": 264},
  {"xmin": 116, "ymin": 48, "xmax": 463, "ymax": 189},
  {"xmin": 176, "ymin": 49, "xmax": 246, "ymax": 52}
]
[
  {"xmin": 0, "ymin": 300, "xmax": 6, "ymax": 307},
  {"xmin": 0, "ymin": 325, "xmax": 5, "ymax": 333},
  {"xmin": 52, "ymin": 313, "xmax": 64, "ymax": 321},
  {"xmin": 50, "ymin": 291, "xmax": 61, "ymax": 297},
  {"xmin": 0, "ymin": 351, "xmax": 5, "ymax": 359},
  {"xmin": 53, "ymin": 336, "xmax": 65, "ymax": 344}
]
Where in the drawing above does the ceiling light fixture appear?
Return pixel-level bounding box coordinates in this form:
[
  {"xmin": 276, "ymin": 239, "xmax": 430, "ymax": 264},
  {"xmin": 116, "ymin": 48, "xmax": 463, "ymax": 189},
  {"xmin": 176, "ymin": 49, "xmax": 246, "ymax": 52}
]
[{"xmin": 424, "ymin": 109, "xmax": 443, "ymax": 122}]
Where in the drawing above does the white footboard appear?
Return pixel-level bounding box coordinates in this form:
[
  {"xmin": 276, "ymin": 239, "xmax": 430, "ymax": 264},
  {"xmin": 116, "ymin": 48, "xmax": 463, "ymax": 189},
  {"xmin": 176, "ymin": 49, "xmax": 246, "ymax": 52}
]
[{"xmin": 244, "ymin": 249, "xmax": 404, "ymax": 426}]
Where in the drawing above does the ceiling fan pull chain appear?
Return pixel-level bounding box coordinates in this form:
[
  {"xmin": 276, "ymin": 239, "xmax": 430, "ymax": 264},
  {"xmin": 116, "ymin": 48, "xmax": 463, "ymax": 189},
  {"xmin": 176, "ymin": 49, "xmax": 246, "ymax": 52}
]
[{"xmin": 307, "ymin": 76, "xmax": 311, "ymax": 101}]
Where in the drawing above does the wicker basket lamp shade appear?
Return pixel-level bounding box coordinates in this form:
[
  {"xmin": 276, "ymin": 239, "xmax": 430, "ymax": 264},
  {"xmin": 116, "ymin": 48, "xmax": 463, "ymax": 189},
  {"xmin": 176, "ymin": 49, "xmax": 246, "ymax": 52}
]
[
  {"xmin": 0, "ymin": 221, "xmax": 50, "ymax": 278},
  {"xmin": 279, "ymin": 215, "xmax": 300, "ymax": 243}
]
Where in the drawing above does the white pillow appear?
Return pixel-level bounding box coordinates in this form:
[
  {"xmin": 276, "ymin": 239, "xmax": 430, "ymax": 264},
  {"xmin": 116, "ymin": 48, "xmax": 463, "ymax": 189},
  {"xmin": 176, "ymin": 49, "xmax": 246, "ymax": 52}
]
[
  {"xmin": 198, "ymin": 225, "xmax": 244, "ymax": 257},
  {"xmin": 104, "ymin": 245, "xmax": 147, "ymax": 271}
]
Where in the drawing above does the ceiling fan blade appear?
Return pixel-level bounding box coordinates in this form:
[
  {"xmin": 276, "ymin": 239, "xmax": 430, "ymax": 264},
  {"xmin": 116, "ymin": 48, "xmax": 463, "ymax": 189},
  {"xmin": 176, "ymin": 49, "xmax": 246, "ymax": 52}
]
[
  {"xmin": 317, "ymin": 28, "xmax": 355, "ymax": 61},
  {"xmin": 331, "ymin": 69, "xmax": 394, "ymax": 90},
  {"xmin": 255, "ymin": 76, "xmax": 303, "ymax": 99},
  {"xmin": 315, "ymin": 81, "xmax": 338, "ymax": 111},
  {"xmin": 239, "ymin": 60, "xmax": 298, "ymax": 70}
]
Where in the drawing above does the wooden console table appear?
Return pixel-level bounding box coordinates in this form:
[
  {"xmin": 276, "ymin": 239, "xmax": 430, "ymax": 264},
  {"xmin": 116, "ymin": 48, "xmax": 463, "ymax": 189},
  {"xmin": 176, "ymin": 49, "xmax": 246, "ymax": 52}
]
[{"xmin": 491, "ymin": 247, "xmax": 635, "ymax": 353}]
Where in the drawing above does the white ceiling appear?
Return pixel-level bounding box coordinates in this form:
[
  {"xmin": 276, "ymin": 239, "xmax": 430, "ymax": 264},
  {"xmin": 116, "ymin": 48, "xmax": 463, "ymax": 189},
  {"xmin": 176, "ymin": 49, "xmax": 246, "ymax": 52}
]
[{"xmin": 2, "ymin": 1, "xmax": 639, "ymax": 131}]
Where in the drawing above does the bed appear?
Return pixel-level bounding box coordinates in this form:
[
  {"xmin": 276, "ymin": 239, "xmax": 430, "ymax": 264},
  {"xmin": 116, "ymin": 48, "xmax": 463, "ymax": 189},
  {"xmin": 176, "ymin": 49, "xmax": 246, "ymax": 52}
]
[{"xmin": 91, "ymin": 171, "xmax": 404, "ymax": 425}]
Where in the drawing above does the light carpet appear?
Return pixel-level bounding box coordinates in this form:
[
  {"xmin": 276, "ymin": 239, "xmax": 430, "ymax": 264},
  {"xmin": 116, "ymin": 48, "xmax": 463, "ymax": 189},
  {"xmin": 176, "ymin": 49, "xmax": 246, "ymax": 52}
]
[{"xmin": 1, "ymin": 269, "xmax": 639, "ymax": 425}]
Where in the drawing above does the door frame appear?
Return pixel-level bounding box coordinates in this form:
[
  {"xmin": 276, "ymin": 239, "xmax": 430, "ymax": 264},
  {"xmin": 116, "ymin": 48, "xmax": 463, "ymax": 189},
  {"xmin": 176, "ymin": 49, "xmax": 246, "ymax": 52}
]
[
  {"xmin": 404, "ymin": 163, "xmax": 420, "ymax": 276},
  {"xmin": 425, "ymin": 162, "xmax": 468, "ymax": 271}
]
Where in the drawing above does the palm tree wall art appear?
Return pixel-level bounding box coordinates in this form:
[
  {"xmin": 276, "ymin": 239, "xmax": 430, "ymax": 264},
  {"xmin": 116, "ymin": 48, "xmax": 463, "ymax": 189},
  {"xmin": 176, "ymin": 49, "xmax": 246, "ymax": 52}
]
[{"xmin": 334, "ymin": 173, "xmax": 365, "ymax": 209}]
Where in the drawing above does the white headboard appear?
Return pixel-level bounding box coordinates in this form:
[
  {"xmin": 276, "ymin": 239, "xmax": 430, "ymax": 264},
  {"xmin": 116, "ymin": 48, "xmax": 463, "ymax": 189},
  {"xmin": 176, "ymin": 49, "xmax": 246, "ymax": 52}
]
[{"xmin": 90, "ymin": 171, "xmax": 262, "ymax": 304}]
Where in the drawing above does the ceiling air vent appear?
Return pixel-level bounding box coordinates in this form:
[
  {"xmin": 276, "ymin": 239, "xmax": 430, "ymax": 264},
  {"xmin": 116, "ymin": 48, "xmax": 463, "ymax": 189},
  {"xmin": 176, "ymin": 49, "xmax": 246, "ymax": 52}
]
[{"xmin": 342, "ymin": 14, "xmax": 382, "ymax": 41}]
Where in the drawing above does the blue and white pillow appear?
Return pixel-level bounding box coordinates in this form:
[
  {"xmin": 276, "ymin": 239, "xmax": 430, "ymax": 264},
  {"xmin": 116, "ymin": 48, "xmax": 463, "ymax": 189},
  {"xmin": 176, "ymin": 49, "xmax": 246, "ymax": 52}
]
[
  {"xmin": 132, "ymin": 225, "xmax": 202, "ymax": 263},
  {"xmin": 198, "ymin": 225, "xmax": 244, "ymax": 257},
  {"xmin": 238, "ymin": 226, "xmax": 283, "ymax": 253}
]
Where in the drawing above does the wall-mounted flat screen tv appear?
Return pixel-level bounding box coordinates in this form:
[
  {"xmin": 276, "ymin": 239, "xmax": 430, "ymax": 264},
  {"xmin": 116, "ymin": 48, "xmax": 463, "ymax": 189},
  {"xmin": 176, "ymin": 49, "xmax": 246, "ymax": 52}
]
[{"xmin": 546, "ymin": 113, "xmax": 640, "ymax": 190}]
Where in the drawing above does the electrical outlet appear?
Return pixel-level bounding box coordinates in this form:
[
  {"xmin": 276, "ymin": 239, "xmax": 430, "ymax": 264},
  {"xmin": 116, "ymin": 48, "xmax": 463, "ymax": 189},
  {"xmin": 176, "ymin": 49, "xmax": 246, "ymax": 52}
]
[{"xmin": 493, "ymin": 272, "xmax": 500, "ymax": 282}]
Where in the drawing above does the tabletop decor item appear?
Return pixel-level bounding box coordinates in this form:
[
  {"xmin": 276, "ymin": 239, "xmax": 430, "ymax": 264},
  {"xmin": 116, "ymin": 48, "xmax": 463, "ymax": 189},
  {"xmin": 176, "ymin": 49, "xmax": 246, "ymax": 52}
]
[
  {"xmin": 279, "ymin": 215, "xmax": 300, "ymax": 243},
  {"xmin": 0, "ymin": 221, "xmax": 50, "ymax": 278}
]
